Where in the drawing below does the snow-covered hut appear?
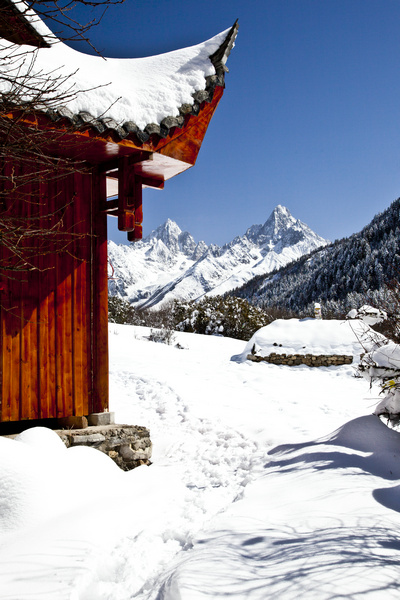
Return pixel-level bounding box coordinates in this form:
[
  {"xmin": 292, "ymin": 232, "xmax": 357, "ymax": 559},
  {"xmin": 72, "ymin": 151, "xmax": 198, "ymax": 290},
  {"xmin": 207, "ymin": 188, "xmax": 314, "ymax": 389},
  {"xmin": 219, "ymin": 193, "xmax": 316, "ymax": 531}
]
[{"xmin": 0, "ymin": 0, "xmax": 238, "ymax": 425}]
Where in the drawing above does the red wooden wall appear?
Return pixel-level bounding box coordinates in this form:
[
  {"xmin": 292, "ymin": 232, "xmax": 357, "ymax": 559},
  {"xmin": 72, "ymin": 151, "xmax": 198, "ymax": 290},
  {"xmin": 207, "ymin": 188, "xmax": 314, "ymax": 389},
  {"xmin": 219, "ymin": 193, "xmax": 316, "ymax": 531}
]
[{"xmin": 0, "ymin": 162, "xmax": 108, "ymax": 421}]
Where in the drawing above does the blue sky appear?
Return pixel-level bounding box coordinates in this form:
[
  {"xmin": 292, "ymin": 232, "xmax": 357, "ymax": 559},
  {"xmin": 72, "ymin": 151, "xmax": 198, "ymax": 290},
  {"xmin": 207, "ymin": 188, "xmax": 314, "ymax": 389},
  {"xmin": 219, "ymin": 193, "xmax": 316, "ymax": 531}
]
[{"xmin": 63, "ymin": 0, "xmax": 400, "ymax": 246}]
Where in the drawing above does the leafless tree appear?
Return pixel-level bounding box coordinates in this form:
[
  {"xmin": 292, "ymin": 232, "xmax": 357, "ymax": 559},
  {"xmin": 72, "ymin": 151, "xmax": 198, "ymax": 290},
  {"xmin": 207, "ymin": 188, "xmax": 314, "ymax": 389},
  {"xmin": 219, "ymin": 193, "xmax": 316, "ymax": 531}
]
[
  {"xmin": 0, "ymin": 0, "xmax": 123, "ymax": 281},
  {"xmin": 368, "ymin": 280, "xmax": 400, "ymax": 344}
]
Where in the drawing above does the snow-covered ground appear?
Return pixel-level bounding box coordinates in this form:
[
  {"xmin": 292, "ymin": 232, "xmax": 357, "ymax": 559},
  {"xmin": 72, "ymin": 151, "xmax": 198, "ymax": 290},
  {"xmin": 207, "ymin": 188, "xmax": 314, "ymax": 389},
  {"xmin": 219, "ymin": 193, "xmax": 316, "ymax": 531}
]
[{"xmin": 1, "ymin": 319, "xmax": 400, "ymax": 599}]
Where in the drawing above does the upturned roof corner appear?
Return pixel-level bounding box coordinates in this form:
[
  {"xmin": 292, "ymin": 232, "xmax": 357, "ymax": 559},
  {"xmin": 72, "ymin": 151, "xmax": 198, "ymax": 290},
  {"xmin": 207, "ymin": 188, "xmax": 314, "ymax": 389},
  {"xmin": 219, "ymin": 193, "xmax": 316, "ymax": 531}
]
[{"xmin": 209, "ymin": 19, "xmax": 239, "ymax": 77}]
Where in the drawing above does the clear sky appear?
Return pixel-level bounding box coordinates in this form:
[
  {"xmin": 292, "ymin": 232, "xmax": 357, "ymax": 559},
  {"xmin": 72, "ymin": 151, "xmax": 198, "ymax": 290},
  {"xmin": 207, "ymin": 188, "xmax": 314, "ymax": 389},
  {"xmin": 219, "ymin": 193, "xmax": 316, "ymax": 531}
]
[{"xmin": 62, "ymin": 0, "xmax": 400, "ymax": 246}]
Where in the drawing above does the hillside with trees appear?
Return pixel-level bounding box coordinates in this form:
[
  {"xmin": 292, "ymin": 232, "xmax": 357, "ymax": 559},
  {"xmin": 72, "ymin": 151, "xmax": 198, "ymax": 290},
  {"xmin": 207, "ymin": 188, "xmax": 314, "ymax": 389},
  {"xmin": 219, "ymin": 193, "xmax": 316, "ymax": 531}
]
[{"xmin": 230, "ymin": 198, "xmax": 400, "ymax": 317}]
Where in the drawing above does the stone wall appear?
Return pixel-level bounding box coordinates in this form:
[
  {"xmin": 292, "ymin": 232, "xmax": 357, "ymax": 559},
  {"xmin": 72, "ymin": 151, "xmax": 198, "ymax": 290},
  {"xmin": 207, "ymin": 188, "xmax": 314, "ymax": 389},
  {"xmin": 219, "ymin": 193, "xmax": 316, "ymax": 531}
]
[
  {"xmin": 247, "ymin": 352, "xmax": 353, "ymax": 367},
  {"xmin": 56, "ymin": 424, "xmax": 152, "ymax": 471}
]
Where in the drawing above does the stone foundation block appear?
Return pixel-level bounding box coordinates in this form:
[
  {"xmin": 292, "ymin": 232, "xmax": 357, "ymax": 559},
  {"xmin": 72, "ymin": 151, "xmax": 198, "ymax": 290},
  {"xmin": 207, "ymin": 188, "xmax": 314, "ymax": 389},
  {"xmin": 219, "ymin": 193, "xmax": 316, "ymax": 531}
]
[
  {"xmin": 56, "ymin": 424, "xmax": 152, "ymax": 471},
  {"xmin": 88, "ymin": 412, "xmax": 115, "ymax": 427}
]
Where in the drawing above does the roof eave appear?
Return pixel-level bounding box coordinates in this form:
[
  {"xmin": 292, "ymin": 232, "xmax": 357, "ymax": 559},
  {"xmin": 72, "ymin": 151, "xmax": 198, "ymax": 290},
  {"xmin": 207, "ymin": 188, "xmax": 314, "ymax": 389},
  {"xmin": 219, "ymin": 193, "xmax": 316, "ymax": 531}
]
[
  {"xmin": 209, "ymin": 19, "xmax": 239, "ymax": 78},
  {"xmin": 44, "ymin": 20, "xmax": 239, "ymax": 146}
]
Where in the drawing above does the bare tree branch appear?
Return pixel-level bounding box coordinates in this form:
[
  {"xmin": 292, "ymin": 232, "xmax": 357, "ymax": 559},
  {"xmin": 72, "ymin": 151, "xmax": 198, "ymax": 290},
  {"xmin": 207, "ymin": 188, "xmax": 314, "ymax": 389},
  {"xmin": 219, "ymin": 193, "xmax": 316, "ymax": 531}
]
[{"xmin": 0, "ymin": 0, "xmax": 123, "ymax": 287}]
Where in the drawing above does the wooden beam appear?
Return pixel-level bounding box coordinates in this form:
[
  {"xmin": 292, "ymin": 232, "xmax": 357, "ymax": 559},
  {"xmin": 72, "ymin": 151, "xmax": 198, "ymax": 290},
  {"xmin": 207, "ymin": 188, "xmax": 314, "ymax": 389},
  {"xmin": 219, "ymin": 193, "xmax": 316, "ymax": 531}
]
[
  {"xmin": 101, "ymin": 198, "xmax": 118, "ymax": 214},
  {"xmin": 127, "ymin": 225, "xmax": 143, "ymax": 242},
  {"xmin": 134, "ymin": 177, "xmax": 143, "ymax": 224},
  {"xmin": 99, "ymin": 152, "xmax": 153, "ymax": 175},
  {"xmin": 101, "ymin": 155, "xmax": 161, "ymax": 234},
  {"xmin": 141, "ymin": 176, "xmax": 164, "ymax": 190}
]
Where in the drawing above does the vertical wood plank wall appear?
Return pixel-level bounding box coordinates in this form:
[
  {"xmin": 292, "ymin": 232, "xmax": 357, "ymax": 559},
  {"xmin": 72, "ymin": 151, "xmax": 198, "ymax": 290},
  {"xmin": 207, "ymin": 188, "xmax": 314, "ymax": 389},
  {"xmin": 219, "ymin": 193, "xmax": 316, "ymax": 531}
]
[
  {"xmin": 0, "ymin": 165, "xmax": 109, "ymax": 421},
  {"xmin": 92, "ymin": 170, "xmax": 109, "ymax": 415}
]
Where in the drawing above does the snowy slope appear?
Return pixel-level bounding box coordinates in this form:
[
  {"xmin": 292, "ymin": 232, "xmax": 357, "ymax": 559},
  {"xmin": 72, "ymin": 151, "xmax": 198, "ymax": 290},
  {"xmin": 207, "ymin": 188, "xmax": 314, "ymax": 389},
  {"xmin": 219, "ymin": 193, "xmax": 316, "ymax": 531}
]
[
  {"xmin": 233, "ymin": 198, "xmax": 400, "ymax": 315},
  {"xmin": 108, "ymin": 205, "xmax": 327, "ymax": 308},
  {"xmin": 1, "ymin": 319, "xmax": 400, "ymax": 599}
]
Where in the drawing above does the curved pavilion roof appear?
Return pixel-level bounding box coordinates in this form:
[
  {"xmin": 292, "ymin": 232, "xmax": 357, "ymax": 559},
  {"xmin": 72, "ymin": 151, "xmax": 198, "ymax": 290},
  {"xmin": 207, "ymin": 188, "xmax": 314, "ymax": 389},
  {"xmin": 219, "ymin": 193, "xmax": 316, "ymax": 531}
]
[
  {"xmin": 0, "ymin": 1, "xmax": 238, "ymax": 145},
  {"xmin": 0, "ymin": 0, "xmax": 238, "ymax": 204}
]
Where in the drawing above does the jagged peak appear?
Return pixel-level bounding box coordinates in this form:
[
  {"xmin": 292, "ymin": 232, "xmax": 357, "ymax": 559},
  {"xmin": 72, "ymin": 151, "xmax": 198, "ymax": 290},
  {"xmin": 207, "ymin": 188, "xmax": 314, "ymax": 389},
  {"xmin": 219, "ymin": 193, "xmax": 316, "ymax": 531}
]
[
  {"xmin": 145, "ymin": 219, "xmax": 181, "ymax": 242},
  {"xmin": 262, "ymin": 204, "xmax": 296, "ymax": 235},
  {"xmin": 159, "ymin": 218, "xmax": 182, "ymax": 235},
  {"xmin": 266, "ymin": 205, "xmax": 295, "ymax": 226},
  {"xmin": 144, "ymin": 219, "xmax": 202, "ymax": 258},
  {"xmin": 272, "ymin": 204, "xmax": 291, "ymax": 216},
  {"xmin": 243, "ymin": 205, "xmax": 326, "ymax": 249},
  {"xmin": 245, "ymin": 206, "xmax": 291, "ymax": 240}
]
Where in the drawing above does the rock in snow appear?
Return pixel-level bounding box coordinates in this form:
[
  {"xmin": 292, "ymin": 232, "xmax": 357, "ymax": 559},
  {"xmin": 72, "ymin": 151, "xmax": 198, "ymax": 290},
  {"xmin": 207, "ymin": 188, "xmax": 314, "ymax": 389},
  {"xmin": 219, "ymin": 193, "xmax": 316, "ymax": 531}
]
[{"xmin": 108, "ymin": 205, "xmax": 327, "ymax": 309}]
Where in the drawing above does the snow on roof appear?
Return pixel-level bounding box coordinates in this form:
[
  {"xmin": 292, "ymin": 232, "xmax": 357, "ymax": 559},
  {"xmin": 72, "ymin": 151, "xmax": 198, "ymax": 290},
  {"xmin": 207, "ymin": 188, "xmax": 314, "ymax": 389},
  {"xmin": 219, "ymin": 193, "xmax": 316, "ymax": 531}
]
[
  {"xmin": 7, "ymin": 0, "xmax": 55, "ymax": 44},
  {"xmin": 0, "ymin": 2, "xmax": 238, "ymax": 136},
  {"xmin": 346, "ymin": 304, "xmax": 387, "ymax": 326},
  {"xmin": 232, "ymin": 318, "xmax": 377, "ymax": 363}
]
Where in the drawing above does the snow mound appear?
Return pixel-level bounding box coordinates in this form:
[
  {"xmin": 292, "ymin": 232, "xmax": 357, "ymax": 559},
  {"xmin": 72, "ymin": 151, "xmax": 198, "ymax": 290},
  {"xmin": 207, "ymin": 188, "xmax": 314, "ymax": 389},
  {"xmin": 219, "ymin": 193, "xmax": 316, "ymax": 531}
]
[
  {"xmin": 14, "ymin": 426, "xmax": 66, "ymax": 453},
  {"xmin": 232, "ymin": 318, "xmax": 373, "ymax": 363},
  {"xmin": 0, "ymin": 427, "xmax": 123, "ymax": 535}
]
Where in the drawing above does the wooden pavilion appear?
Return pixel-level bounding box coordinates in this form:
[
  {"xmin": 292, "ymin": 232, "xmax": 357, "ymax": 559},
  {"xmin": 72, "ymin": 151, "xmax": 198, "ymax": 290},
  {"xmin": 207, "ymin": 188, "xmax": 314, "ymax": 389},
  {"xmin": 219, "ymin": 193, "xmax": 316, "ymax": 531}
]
[{"xmin": 0, "ymin": 1, "xmax": 238, "ymax": 426}]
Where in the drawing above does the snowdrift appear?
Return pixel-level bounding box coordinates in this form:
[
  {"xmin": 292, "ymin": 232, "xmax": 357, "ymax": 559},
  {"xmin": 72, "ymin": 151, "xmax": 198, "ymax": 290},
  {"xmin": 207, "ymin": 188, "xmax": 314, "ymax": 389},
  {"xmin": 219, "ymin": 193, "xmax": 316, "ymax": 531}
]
[{"xmin": 232, "ymin": 318, "xmax": 373, "ymax": 363}]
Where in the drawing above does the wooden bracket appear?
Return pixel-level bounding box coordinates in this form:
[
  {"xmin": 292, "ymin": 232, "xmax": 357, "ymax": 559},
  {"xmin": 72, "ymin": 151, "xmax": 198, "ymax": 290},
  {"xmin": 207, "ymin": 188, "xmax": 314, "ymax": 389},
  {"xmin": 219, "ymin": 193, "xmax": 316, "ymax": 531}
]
[
  {"xmin": 117, "ymin": 157, "xmax": 147, "ymax": 241},
  {"xmin": 118, "ymin": 155, "xmax": 138, "ymax": 232},
  {"xmin": 101, "ymin": 197, "xmax": 118, "ymax": 215},
  {"xmin": 99, "ymin": 152, "xmax": 164, "ymax": 241}
]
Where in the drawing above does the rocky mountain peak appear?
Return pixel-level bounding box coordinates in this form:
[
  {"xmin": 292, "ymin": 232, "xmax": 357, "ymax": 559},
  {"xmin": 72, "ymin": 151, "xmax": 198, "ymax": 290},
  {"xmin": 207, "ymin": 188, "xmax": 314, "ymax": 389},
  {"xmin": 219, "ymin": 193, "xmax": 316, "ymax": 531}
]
[
  {"xmin": 245, "ymin": 205, "xmax": 323, "ymax": 250},
  {"xmin": 145, "ymin": 219, "xmax": 200, "ymax": 257},
  {"xmin": 146, "ymin": 218, "xmax": 181, "ymax": 245},
  {"xmin": 262, "ymin": 205, "xmax": 296, "ymax": 238}
]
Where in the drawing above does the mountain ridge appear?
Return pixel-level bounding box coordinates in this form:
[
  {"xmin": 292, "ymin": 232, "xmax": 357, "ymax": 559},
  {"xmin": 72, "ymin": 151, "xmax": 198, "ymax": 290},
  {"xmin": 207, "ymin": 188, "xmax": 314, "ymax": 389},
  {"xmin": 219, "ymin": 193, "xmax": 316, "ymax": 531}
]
[
  {"xmin": 108, "ymin": 205, "xmax": 328, "ymax": 309},
  {"xmin": 230, "ymin": 198, "xmax": 400, "ymax": 316}
]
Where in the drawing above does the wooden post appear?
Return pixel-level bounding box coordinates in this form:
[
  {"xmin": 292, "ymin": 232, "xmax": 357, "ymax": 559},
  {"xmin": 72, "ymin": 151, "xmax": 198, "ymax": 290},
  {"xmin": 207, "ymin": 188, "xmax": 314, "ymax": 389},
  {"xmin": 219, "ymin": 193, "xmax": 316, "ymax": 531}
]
[
  {"xmin": 91, "ymin": 170, "xmax": 109, "ymax": 414},
  {"xmin": 117, "ymin": 156, "xmax": 135, "ymax": 232}
]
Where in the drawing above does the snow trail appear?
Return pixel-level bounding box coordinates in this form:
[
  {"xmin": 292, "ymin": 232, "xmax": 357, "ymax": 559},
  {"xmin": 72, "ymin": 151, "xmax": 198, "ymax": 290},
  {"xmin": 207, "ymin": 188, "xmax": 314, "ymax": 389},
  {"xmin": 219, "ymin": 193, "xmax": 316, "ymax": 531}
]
[{"xmin": 0, "ymin": 321, "xmax": 396, "ymax": 599}]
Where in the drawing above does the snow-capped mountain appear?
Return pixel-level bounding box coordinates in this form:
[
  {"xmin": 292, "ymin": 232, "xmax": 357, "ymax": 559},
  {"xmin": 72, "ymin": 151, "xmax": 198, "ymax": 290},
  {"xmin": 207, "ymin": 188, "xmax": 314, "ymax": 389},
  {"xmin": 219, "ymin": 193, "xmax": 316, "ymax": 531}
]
[
  {"xmin": 108, "ymin": 205, "xmax": 328, "ymax": 309},
  {"xmin": 232, "ymin": 197, "xmax": 400, "ymax": 316}
]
